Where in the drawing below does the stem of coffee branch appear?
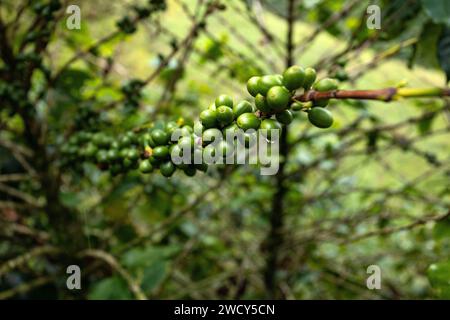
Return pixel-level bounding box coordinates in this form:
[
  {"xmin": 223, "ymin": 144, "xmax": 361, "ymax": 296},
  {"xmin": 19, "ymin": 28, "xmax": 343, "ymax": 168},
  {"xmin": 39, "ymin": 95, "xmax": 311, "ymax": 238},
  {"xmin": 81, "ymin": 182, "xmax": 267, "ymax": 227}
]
[{"xmin": 294, "ymin": 87, "xmax": 450, "ymax": 103}]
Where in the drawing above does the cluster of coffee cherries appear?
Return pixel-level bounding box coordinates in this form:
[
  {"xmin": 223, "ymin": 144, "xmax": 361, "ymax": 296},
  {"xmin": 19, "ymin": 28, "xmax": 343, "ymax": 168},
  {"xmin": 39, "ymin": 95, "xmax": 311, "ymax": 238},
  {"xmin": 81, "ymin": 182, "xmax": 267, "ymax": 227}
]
[
  {"xmin": 61, "ymin": 119, "xmax": 208, "ymax": 178},
  {"xmin": 245, "ymin": 65, "xmax": 338, "ymax": 129},
  {"xmin": 63, "ymin": 65, "xmax": 339, "ymax": 178}
]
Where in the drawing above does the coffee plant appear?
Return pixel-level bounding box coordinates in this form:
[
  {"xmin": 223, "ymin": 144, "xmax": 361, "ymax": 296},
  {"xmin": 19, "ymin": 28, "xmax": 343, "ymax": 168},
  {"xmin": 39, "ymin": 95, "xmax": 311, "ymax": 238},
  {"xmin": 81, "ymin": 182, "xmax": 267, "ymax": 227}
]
[{"xmin": 1, "ymin": 0, "xmax": 450, "ymax": 300}]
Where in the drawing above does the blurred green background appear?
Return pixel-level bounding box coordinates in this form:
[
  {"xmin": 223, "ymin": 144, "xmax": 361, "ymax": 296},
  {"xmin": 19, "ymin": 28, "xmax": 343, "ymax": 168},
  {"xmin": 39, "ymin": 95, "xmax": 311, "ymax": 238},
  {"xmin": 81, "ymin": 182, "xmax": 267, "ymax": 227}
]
[{"xmin": 0, "ymin": 0, "xmax": 449, "ymax": 299}]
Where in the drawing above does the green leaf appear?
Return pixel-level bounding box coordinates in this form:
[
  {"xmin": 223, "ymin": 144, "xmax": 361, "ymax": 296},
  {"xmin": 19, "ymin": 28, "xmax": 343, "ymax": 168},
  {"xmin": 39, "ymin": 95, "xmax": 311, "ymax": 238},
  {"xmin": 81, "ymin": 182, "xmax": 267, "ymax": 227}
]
[
  {"xmin": 427, "ymin": 261, "xmax": 450, "ymax": 298},
  {"xmin": 121, "ymin": 245, "xmax": 180, "ymax": 269},
  {"xmin": 421, "ymin": 0, "xmax": 450, "ymax": 26},
  {"xmin": 141, "ymin": 260, "xmax": 168, "ymax": 292},
  {"xmin": 88, "ymin": 276, "xmax": 132, "ymax": 300}
]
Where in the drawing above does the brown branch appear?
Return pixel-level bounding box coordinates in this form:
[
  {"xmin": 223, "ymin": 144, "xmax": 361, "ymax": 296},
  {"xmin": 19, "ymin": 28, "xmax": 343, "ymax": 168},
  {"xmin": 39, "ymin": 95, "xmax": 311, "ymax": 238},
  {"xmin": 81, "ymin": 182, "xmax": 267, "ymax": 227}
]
[{"xmin": 294, "ymin": 87, "xmax": 450, "ymax": 103}]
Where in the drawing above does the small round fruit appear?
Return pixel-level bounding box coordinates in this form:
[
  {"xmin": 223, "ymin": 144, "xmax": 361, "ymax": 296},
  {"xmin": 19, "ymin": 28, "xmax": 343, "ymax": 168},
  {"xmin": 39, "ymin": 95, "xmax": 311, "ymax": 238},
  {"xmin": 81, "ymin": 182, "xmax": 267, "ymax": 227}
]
[
  {"xmin": 148, "ymin": 156, "xmax": 160, "ymax": 166},
  {"xmin": 195, "ymin": 162, "xmax": 208, "ymax": 172},
  {"xmin": 314, "ymin": 99, "xmax": 329, "ymax": 107},
  {"xmin": 119, "ymin": 135, "xmax": 132, "ymax": 147},
  {"xmin": 283, "ymin": 65, "xmax": 305, "ymax": 91},
  {"xmin": 178, "ymin": 135, "xmax": 195, "ymax": 149},
  {"xmin": 233, "ymin": 100, "xmax": 254, "ymax": 119},
  {"xmin": 260, "ymin": 119, "xmax": 282, "ymax": 140},
  {"xmin": 276, "ymin": 110, "xmax": 294, "ymax": 125},
  {"xmin": 153, "ymin": 145, "xmax": 170, "ymax": 160},
  {"xmin": 255, "ymin": 94, "xmax": 271, "ymax": 113},
  {"xmin": 202, "ymin": 128, "xmax": 222, "ymax": 145},
  {"xmin": 313, "ymin": 78, "xmax": 338, "ymax": 92},
  {"xmin": 199, "ymin": 109, "xmax": 217, "ymax": 129},
  {"xmin": 140, "ymin": 132, "xmax": 156, "ymax": 148},
  {"xmin": 308, "ymin": 107, "xmax": 333, "ymax": 128},
  {"xmin": 247, "ymin": 76, "xmax": 260, "ymax": 97},
  {"xmin": 216, "ymin": 106, "xmax": 234, "ymax": 126},
  {"xmin": 160, "ymin": 161, "xmax": 176, "ymax": 177},
  {"xmin": 127, "ymin": 149, "xmax": 140, "ymax": 161},
  {"xmin": 96, "ymin": 150, "xmax": 108, "ymax": 163},
  {"xmin": 291, "ymin": 101, "xmax": 303, "ymax": 111},
  {"xmin": 107, "ymin": 149, "xmax": 120, "ymax": 163},
  {"xmin": 267, "ymin": 86, "xmax": 291, "ymax": 111},
  {"xmin": 303, "ymin": 67, "xmax": 317, "ymax": 90},
  {"xmin": 139, "ymin": 159, "xmax": 153, "ymax": 173},
  {"xmin": 183, "ymin": 166, "xmax": 197, "ymax": 177},
  {"xmin": 237, "ymin": 113, "xmax": 261, "ymax": 130},
  {"xmin": 258, "ymin": 75, "xmax": 283, "ymax": 96},
  {"xmin": 84, "ymin": 143, "xmax": 98, "ymax": 158},
  {"xmin": 165, "ymin": 121, "xmax": 179, "ymax": 135},
  {"xmin": 151, "ymin": 129, "xmax": 170, "ymax": 146},
  {"xmin": 215, "ymin": 94, "xmax": 233, "ymax": 108},
  {"xmin": 180, "ymin": 125, "xmax": 193, "ymax": 137},
  {"xmin": 223, "ymin": 123, "xmax": 239, "ymax": 139},
  {"xmin": 334, "ymin": 69, "xmax": 348, "ymax": 81}
]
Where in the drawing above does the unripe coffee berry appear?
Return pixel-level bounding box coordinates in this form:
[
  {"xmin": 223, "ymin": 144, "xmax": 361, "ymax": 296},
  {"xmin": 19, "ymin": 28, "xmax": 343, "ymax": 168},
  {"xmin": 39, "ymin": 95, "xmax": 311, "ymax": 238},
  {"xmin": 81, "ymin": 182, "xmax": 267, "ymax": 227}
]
[
  {"xmin": 215, "ymin": 94, "xmax": 233, "ymax": 108},
  {"xmin": 237, "ymin": 113, "xmax": 261, "ymax": 130},
  {"xmin": 283, "ymin": 65, "xmax": 305, "ymax": 91},
  {"xmin": 308, "ymin": 107, "xmax": 333, "ymax": 128},
  {"xmin": 216, "ymin": 106, "xmax": 234, "ymax": 126},
  {"xmin": 276, "ymin": 110, "xmax": 294, "ymax": 125},
  {"xmin": 247, "ymin": 76, "xmax": 260, "ymax": 97},
  {"xmin": 267, "ymin": 86, "xmax": 291, "ymax": 112},
  {"xmin": 233, "ymin": 100, "xmax": 254, "ymax": 119},
  {"xmin": 200, "ymin": 109, "xmax": 217, "ymax": 129}
]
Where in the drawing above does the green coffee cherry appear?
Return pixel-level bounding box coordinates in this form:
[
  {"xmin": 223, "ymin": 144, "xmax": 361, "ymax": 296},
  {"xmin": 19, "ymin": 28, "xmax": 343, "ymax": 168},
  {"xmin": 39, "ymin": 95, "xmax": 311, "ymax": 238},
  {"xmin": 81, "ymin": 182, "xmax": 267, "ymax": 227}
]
[
  {"xmin": 223, "ymin": 123, "xmax": 239, "ymax": 139},
  {"xmin": 160, "ymin": 161, "xmax": 176, "ymax": 177},
  {"xmin": 258, "ymin": 75, "xmax": 283, "ymax": 96},
  {"xmin": 139, "ymin": 159, "xmax": 153, "ymax": 173},
  {"xmin": 195, "ymin": 162, "xmax": 208, "ymax": 172},
  {"xmin": 140, "ymin": 132, "xmax": 156, "ymax": 148},
  {"xmin": 153, "ymin": 145, "xmax": 170, "ymax": 160},
  {"xmin": 107, "ymin": 149, "xmax": 120, "ymax": 163},
  {"xmin": 303, "ymin": 67, "xmax": 317, "ymax": 90},
  {"xmin": 178, "ymin": 135, "xmax": 195, "ymax": 149},
  {"xmin": 260, "ymin": 119, "xmax": 282, "ymax": 140},
  {"xmin": 148, "ymin": 156, "xmax": 160, "ymax": 166},
  {"xmin": 215, "ymin": 94, "xmax": 233, "ymax": 108},
  {"xmin": 313, "ymin": 78, "xmax": 338, "ymax": 92},
  {"xmin": 165, "ymin": 121, "xmax": 179, "ymax": 135},
  {"xmin": 255, "ymin": 94, "xmax": 271, "ymax": 113},
  {"xmin": 283, "ymin": 65, "xmax": 305, "ymax": 91},
  {"xmin": 237, "ymin": 113, "xmax": 261, "ymax": 130},
  {"xmin": 84, "ymin": 143, "xmax": 98, "ymax": 158},
  {"xmin": 314, "ymin": 99, "xmax": 330, "ymax": 108},
  {"xmin": 247, "ymin": 76, "xmax": 260, "ymax": 97},
  {"xmin": 216, "ymin": 106, "xmax": 234, "ymax": 126},
  {"xmin": 180, "ymin": 125, "xmax": 193, "ymax": 137},
  {"xmin": 202, "ymin": 128, "xmax": 222, "ymax": 145},
  {"xmin": 151, "ymin": 129, "xmax": 170, "ymax": 146},
  {"xmin": 267, "ymin": 86, "xmax": 291, "ymax": 112},
  {"xmin": 127, "ymin": 149, "xmax": 140, "ymax": 161},
  {"xmin": 291, "ymin": 101, "xmax": 303, "ymax": 111},
  {"xmin": 233, "ymin": 100, "xmax": 254, "ymax": 119},
  {"xmin": 276, "ymin": 110, "xmax": 293, "ymax": 125},
  {"xmin": 183, "ymin": 166, "xmax": 197, "ymax": 177},
  {"xmin": 308, "ymin": 107, "xmax": 333, "ymax": 128},
  {"xmin": 96, "ymin": 150, "xmax": 109, "ymax": 163},
  {"xmin": 200, "ymin": 109, "xmax": 217, "ymax": 129}
]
